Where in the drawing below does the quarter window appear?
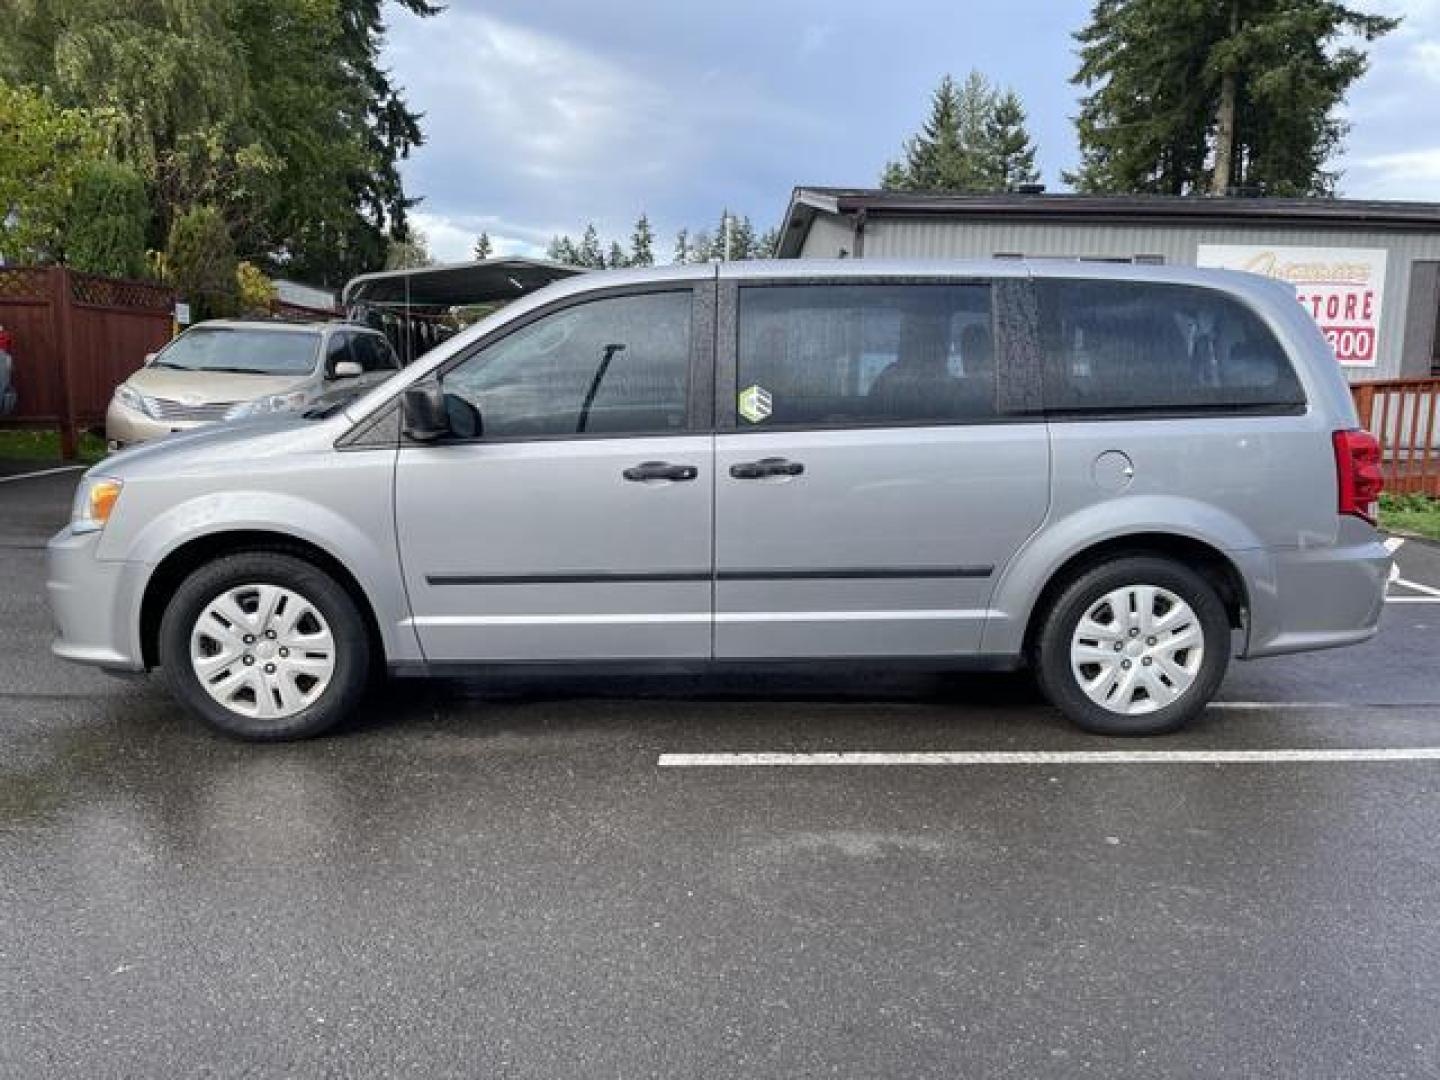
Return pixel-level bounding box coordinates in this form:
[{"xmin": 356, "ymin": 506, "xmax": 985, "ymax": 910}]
[
  {"xmin": 1038, "ymin": 280, "xmax": 1306, "ymax": 413},
  {"xmin": 443, "ymin": 291, "xmax": 692, "ymax": 438},
  {"xmin": 736, "ymin": 284, "xmax": 996, "ymax": 426}
]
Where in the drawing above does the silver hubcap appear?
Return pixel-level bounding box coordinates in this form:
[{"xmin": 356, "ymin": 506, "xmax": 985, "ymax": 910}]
[
  {"xmin": 1070, "ymin": 584, "xmax": 1204, "ymax": 716},
  {"xmin": 190, "ymin": 584, "xmax": 335, "ymax": 720}
]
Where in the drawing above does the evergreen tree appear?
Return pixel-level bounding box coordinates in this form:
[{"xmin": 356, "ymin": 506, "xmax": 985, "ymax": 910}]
[
  {"xmin": 1070, "ymin": 0, "xmax": 1397, "ymax": 197},
  {"xmin": 629, "ymin": 213, "xmax": 655, "ymax": 267},
  {"xmin": 689, "ymin": 230, "xmax": 713, "ymax": 264},
  {"xmin": 64, "ymin": 159, "xmax": 149, "ymax": 278},
  {"xmin": 983, "ymin": 90, "xmax": 1040, "ymax": 190},
  {"xmin": 577, "ymin": 223, "xmax": 605, "ymax": 269},
  {"xmin": 166, "ymin": 205, "xmax": 239, "ymax": 320},
  {"xmin": 713, "ymin": 211, "xmax": 756, "ymax": 261},
  {"xmin": 546, "ymin": 235, "xmax": 578, "ymax": 265},
  {"xmin": 883, "ymin": 71, "xmax": 1040, "ymax": 192},
  {"xmin": 606, "ymin": 240, "xmax": 627, "ymax": 269},
  {"xmin": 754, "ymin": 226, "xmax": 780, "ymax": 260},
  {"xmin": 472, "ymin": 231, "xmax": 492, "ymax": 260},
  {"xmin": 672, "ymin": 228, "xmax": 691, "ymax": 266}
]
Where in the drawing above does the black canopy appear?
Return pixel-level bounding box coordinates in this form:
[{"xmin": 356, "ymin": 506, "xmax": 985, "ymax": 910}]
[
  {"xmin": 341, "ymin": 257, "xmax": 584, "ymax": 365},
  {"xmin": 342, "ymin": 257, "xmax": 582, "ymax": 310}
]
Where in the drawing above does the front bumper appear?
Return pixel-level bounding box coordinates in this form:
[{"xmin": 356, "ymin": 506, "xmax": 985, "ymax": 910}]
[
  {"xmin": 105, "ymin": 397, "xmax": 210, "ymax": 449},
  {"xmin": 46, "ymin": 527, "xmax": 149, "ymax": 672},
  {"xmin": 1237, "ymin": 518, "xmax": 1392, "ymax": 659}
]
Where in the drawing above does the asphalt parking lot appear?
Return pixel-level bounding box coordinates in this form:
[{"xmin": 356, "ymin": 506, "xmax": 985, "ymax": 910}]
[{"xmin": 3, "ymin": 463, "xmax": 1440, "ymax": 1078}]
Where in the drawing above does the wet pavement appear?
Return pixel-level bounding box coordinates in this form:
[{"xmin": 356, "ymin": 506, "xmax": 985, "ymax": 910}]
[{"xmin": 3, "ymin": 465, "xmax": 1439, "ymax": 1078}]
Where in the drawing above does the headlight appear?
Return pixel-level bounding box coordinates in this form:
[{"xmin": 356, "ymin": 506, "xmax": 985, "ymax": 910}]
[
  {"xmin": 71, "ymin": 476, "xmax": 124, "ymax": 534},
  {"xmin": 115, "ymin": 384, "xmax": 155, "ymax": 418},
  {"xmin": 225, "ymin": 390, "xmax": 310, "ymax": 421}
]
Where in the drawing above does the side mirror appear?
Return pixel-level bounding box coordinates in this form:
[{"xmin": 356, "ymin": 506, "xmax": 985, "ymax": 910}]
[
  {"xmin": 333, "ymin": 360, "xmax": 363, "ymax": 379},
  {"xmin": 401, "ymin": 382, "xmax": 451, "ymax": 442}
]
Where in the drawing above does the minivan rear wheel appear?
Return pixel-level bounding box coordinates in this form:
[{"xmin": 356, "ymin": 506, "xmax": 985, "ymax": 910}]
[
  {"xmin": 1033, "ymin": 556, "xmax": 1230, "ymax": 736},
  {"xmin": 158, "ymin": 552, "xmax": 370, "ymax": 740}
]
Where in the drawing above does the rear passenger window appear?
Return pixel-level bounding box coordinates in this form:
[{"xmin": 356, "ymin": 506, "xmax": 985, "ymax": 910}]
[
  {"xmin": 1038, "ymin": 280, "xmax": 1305, "ymax": 414},
  {"xmin": 736, "ymin": 284, "xmax": 996, "ymax": 426}
]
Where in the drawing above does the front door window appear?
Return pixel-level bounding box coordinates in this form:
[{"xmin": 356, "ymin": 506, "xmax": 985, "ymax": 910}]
[{"xmin": 443, "ymin": 292, "xmax": 693, "ymax": 438}]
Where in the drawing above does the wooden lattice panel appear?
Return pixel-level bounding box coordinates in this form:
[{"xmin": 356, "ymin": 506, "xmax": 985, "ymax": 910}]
[
  {"xmin": 70, "ymin": 271, "xmax": 174, "ymax": 312},
  {"xmin": 0, "ymin": 267, "xmax": 50, "ymax": 302}
]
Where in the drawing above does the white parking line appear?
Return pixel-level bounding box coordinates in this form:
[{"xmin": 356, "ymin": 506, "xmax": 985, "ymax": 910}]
[
  {"xmin": 659, "ymin": 748, "xmax": 1440, "ymax": 767},
  {"xmin": 0, "ymin": 465, "xmax": 84, "ymax": 484},
  {"xmin": 1383, "ymin": 537, "xmax": 1440, "ymax": 603}
]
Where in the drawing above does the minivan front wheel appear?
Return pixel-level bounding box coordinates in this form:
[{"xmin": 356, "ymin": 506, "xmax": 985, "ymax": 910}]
[
  {"xmin": 1034, "ymin": 556, "xmax": 1230, "ymax": 736},
  {"xmin": 159, "ymin": 552, "xmax": 370, "ymax": 740}
]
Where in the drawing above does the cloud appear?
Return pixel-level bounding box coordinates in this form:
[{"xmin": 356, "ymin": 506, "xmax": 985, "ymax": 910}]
[
  {"xmin": 409, "ymin": 211, "xmax": 547, "ymax": 263},
  {"xmin": 387, "ymin": 5, "xmax": 840, "ymax": 252},
  {"xmin": 1346, "ymin": 147, "xmax": 1440, "ymax": 199},
  {"xmin": 1332, "ymin": 0, "xmax": 1440, "ymax": 197},
  {"xmin": 392, "ymin": 13, "xmax": 691, "ymax": 193}
]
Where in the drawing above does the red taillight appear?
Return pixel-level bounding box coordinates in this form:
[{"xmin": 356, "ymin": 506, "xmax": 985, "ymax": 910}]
[{"xmin": 1333, "ymin": 428, "xmax": 1384, "ymax": 524}]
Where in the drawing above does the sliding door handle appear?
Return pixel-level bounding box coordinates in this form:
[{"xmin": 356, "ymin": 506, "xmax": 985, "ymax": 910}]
[
  {"xmin": 729, "ymin": 457, "xmax": 804, "ymax": 480},
  {"xmin": 623, "ymin": 461, "xmax": 698, "ymax": 482}
]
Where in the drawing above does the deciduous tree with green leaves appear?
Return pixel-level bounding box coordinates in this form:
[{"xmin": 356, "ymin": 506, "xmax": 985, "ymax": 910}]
[
  {"xmin": 1, "ymin": 0, "xmax": 439, "ymax": 284},
  {"xmin": 0, "ymin": 82, "xmax": 103, "ymax": 264},
  {"xmin": 1069, "ymin": 0, "xmax": 1398, "ymax": 196},
  {"xmin": 385, "ymin": 231, "xmax": 433, "ymax": 270}
]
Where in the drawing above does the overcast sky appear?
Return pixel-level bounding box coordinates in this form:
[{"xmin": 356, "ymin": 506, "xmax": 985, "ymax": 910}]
[{"xmin": 384, "ymin": 0, "xmax": 1439, "ymax": 263}]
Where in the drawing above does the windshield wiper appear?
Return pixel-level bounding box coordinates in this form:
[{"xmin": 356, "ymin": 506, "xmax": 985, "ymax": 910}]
[{"xmin": 201, "ymin": 366, "xmax": 284, "ymax": 375}]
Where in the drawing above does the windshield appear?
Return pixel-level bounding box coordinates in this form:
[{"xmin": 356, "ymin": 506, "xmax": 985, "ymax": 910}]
[{"xmin": 151, "ymin": 328, "xmax": 321, "ymax": 376}]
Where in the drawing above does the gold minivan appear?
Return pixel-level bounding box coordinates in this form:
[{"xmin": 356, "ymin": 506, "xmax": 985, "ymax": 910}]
[{"xmin": 106, "ymin": 319, "xmax": 400, "ymax": 450}]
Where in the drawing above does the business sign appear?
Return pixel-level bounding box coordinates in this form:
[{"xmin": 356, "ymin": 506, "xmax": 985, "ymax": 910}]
[{"xmin": 1196, "ymin": 244, "xmax": 1387, "ymax": 367}]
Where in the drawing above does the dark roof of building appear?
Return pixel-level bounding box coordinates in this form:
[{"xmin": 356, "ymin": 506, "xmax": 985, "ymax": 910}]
[{"xmin": 778, "ymin": 186, "xmax": 1440, "ymax": 256}]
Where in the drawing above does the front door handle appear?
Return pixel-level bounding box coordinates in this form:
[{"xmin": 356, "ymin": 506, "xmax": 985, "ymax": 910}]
[
  {"xmin": 729, "ymin": 457, "xmax": 805, "ymax": 480},
  {"xmin": 623, "ymin": 461, "xmax": 698, "ymax": 482}
]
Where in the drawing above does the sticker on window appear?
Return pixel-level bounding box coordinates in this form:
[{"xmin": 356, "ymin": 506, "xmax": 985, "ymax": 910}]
[{"xmin": 738, "ymin": 384, "xmax": 773, "ymax": 424}]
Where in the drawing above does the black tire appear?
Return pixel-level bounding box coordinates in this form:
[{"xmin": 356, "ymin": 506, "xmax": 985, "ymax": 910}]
[
  {"xmin": 158, "ymin": 551, "xmax": 371, "ymax": 741},
  {"xmin": 1033, "ymin": 555, "xmax": 1230, "ymax": 736}
]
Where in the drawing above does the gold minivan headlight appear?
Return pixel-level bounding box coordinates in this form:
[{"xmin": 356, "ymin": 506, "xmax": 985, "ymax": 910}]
[{"xmin": 71, "ymin": 476, "xmax": 124, "ymax": 534}]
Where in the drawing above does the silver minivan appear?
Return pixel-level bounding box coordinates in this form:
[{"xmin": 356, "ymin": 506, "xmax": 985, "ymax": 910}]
[{"xmin": 48, "ymin": 261, "xmax": 1391, "ymax": 740}]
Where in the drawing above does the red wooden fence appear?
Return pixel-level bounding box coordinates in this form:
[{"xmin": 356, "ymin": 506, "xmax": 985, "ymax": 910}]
[
  {"xmin": 0, "ymin": 266, "xmax": 175, "ymax": 457},
  {"xmin": 1353, "ymin": 378, "xmax": 1440, "ymax": 497}
]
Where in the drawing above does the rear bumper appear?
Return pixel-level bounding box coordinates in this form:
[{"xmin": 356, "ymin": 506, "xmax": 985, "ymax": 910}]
[
  {"xmin": 1238, "ymin": 519, "xmax": 1391, "ymax": 659},
  {"xmin": 46, "ymin": 527, "xmax": 148, "ymax": 672}
]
